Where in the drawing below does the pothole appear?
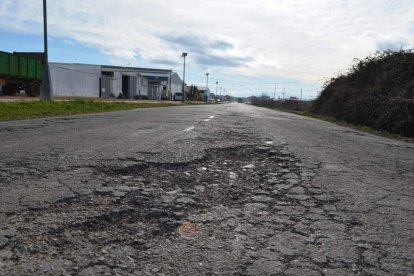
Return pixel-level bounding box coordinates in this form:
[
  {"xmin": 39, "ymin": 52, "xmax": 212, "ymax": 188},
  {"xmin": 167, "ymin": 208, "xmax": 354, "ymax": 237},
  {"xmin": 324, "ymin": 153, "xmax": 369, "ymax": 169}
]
[{"xmin": 2, "ymin": 144, "xmax": 341, "ymax": 275}]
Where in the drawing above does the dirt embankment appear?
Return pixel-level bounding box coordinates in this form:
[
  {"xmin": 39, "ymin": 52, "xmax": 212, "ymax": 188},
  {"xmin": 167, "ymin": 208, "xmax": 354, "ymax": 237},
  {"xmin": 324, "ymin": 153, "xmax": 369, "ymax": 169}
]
[{"xmin": 310, "ymin": 50, "xmax": 414, "ymax": 137}]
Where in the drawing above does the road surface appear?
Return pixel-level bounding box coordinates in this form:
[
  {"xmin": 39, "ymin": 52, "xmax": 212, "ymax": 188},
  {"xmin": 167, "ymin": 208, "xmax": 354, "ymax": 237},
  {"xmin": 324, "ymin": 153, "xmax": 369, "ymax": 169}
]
[{"xmin": 0, "ymin": 103, "xmax": 413, "ymax": 275}]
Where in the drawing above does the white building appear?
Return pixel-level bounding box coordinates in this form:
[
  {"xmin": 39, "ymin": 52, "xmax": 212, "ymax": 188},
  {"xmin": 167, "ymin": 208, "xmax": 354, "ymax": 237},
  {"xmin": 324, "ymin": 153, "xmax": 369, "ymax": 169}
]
[
  {"xmin": 197, "ymin": 86, "xmax": 212, "ymax": 101},
  {"xmin": 49, "ymin": 63, "xmax": 101, "ymax": 98},
  {"xmin": 49, "ymin": 62, "xmax": 183, "ymax": 100},
  {"xmin": 170, "ymin": 72, "xmax": 184, "ymax": 100}
]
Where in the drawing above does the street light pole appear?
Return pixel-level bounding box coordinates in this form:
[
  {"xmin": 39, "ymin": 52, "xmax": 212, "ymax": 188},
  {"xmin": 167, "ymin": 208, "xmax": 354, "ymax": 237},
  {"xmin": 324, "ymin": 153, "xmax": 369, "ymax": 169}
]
[
  {"xmin": 215, "ymin": 81, "xmax": 218, "ymax": 102},
  {"xmin": 181, "ymin": 52, "xmax": 187, "ymax": 103},
  {"xmin": 205, "ymin": 73, "xmax": 209, "ymax": 102},
  {"xmin": 220, "ymin": 86, "xmax": 222, "ymax": 100},
  {"xmin": 41, "ymin": 0, "xmax": 53, "ymax": 100}
]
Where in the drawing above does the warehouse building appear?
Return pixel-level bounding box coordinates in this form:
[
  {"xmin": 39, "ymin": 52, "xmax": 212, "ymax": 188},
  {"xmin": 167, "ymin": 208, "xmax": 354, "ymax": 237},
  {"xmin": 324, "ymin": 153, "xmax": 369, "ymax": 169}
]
[
  {"xmin": 197, "ymin": 86, "xmax": 212, "ymax": 101},
  {"xmin": 49, "ymin": 62, "xmax": 183, "ymax": 100}
]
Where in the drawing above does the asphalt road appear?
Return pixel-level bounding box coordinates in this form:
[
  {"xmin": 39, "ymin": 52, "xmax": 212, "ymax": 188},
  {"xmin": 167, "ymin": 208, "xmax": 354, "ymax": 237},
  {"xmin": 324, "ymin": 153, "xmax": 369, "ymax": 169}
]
[{"xmin": 0, "ymin": 103, "xmax": 413, "ymax": 275}]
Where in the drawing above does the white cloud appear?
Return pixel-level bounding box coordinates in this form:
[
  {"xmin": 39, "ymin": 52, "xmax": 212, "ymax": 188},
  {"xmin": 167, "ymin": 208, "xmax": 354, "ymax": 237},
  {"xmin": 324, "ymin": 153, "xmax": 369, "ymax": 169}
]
[{"xmin": 1, "ymin": 0, "xmax": 414, "ymax": 83}]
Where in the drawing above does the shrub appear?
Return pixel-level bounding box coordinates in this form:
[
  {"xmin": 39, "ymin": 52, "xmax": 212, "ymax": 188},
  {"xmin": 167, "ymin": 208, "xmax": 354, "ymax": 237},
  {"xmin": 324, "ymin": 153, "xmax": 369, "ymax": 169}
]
[{"xmin": 310, "ymin": 49, "xmax": 414, "ymax": 137}]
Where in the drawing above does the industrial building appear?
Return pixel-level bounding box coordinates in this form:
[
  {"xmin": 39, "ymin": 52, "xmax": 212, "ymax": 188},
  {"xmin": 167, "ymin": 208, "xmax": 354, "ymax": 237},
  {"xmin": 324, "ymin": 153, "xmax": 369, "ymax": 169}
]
[
  {"xmin": 49, "ymin": 62, "xmax": 183, "ymax": 100},
  {"xmin": 197, "ymin": 86, "xmax": 212, "ymax": 101},
  {"xmin": 0, "ymin": 50, "xmax": 183, "ymax": 100}
]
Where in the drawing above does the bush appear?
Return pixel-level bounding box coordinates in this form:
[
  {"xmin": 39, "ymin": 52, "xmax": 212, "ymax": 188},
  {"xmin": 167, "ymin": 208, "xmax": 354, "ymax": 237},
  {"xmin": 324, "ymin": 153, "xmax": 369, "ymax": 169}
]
[{"xmin": 310, "ymin": 49, "xmax": 414, "ymax": 137}]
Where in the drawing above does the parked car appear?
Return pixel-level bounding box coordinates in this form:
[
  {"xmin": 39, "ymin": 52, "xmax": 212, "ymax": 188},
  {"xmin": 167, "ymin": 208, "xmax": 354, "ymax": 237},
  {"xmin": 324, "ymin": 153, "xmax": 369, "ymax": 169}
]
[{"xmin": 173, "ymin": 92, "xmax": 183, "ymax": 101}]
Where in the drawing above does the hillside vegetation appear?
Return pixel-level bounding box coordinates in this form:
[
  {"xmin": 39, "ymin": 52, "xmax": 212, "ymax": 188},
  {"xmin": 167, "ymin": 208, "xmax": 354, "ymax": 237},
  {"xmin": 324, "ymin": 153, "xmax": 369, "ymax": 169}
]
[{"xmin": 310, "ymin": 50, "xmax": 414, "ymax": 137}]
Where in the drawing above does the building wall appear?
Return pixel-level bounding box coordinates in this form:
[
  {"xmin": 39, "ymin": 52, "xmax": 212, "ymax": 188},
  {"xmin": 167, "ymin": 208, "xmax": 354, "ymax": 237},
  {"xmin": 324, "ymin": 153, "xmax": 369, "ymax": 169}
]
[
  {"xmin": 198, "ymin": 87, "xmax": 211, "ymax": 100},
  {"xmin": 113, "ymin": 72, "xmax": 122, "ymax": 97},
  {"xmin": 127, "ymin": 74, "xmax": 149, "ymax": 98},
  {"xmin": 107, "ymin": 71, "xmax": 149, "ymax": 98},
  {"xmin": 137, "ymin": 75, "xmax": 149, "ymax": 98},
  {"xmin": 170, "ymin": 73, "xmax": 183, "ymax": 97},
  {"xmin": 49, "ymin": 63, "xmax": 101, "ymax": 97},
  {"xmin": 49, "ymin": 63, "xmax": 177, "ymax": 99}
]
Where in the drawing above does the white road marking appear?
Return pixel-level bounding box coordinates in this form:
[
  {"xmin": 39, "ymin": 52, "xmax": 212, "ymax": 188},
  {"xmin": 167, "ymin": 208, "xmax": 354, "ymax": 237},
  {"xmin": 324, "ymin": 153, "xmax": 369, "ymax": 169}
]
[
  {"xmin": 202, "ymin": 115, "xmax": 215, "ymax": 122},
  {"xmin": 183, "ymin": 126, "xmax": 195, "ymax": 132},
  {"xmin": 266, "ymin": 141, "xmax": 274, "ymax": 145}
]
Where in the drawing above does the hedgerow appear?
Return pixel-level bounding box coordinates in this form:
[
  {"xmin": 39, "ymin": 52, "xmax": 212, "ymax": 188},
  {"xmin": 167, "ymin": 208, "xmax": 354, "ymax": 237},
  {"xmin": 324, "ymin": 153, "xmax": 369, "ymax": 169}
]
[{"xmin": 310, "ymin": 50, "xmax": 414, "ymax": 137}]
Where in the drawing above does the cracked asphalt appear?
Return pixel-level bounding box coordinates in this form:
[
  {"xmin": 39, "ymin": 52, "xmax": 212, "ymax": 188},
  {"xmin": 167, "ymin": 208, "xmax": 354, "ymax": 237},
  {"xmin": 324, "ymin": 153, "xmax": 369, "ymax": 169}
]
[{"xmin": 0, "ymin": 103, "xmax": 413, "ymax": 275}]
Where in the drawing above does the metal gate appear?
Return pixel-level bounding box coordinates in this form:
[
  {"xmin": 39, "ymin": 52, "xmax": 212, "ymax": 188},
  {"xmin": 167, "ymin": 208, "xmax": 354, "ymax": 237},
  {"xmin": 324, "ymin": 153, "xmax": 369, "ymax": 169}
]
[
  {"xmin": 148, "ymin": 85, "xmax": 159, "ymax": 100},
  {"xmin": 100, "ymin": 76, "xmax": 112, "ymax": 97}
]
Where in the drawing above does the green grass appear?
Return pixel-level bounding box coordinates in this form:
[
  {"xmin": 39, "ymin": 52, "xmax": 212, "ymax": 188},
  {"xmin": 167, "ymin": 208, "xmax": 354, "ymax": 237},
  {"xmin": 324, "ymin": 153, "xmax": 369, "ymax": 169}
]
[
  {"xmin": 258, "ymin": 106, "xmax": 414, "ymax": 143},
  {"xmin": 294, "ymin": 110, "xmax": 414, "ymax": 142},
  {"xmin": 0, "ymin": 99, "xmax": 179, "ymax": 121}
]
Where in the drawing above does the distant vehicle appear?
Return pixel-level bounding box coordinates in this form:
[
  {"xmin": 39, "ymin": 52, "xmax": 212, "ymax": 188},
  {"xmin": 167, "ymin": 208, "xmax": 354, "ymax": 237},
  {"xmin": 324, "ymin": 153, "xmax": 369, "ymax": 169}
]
[
  {"xmin": 237, "ymin": 98, "xmax": 243, "ymax": 103},
  {"xmin": 173, "ymin": 92, "xmax": 183, "ymax": 101}
]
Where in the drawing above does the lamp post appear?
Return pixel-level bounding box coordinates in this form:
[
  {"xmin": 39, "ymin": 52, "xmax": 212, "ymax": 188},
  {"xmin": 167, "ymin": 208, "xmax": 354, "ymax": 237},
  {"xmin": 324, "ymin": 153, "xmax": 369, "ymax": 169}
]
[
  {"xmin": 181, "ymin": 52, "xmax": 187, "ymax": 102},
  {"xmin": 220, "ymin": 86, "xmax": 222, "ymax": 101},
  {"xmin": 205, "ymin": 73, "xmax": 209, "ymax": 102},
  {"xmin": 215, "ymin": 81, "xmax": 218, "ymax": 102},
  {"xmin": 41, "ymin": 0, "xmax": 53, "ymax": 100}
]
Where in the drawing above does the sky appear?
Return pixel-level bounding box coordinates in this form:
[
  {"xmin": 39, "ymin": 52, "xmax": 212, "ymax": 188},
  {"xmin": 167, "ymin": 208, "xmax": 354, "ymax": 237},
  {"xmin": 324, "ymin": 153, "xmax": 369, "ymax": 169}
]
[{"xmin": 1, "ymin": 0, "xmax": 413, "ymax": 99}]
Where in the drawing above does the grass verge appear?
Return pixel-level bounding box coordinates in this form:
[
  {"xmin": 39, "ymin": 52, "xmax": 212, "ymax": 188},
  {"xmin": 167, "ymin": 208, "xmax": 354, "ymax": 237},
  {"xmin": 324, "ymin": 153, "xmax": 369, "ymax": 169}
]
[
  {"xmin": 259, "ymin": 106, "xmax": 414, "ymax": 143},
  {"xmin": 0, "ymin": 99, "xmax": 179, "ymax": 121}
]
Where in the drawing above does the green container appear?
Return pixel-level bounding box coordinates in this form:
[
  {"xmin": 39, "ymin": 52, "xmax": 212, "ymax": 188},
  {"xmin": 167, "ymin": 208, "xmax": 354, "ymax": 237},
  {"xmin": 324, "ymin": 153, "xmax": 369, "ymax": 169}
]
[
  {"xmin": 0, "ymin": 51, "xmax": 10, "ymax": 76},
  {"xmin": 0, "ymin": 51, "xmax": 43, "ymax": 80},
  {"xmin": 27, "ymin": 58, "xmax": 37, "ymax": 79},
  {"xmin": 19, "ymin": 56, "xmax": 28, "ymax": 79},
  {"xmin": 9, "ymin": 54, "xmax": 19, "ymax": 77},
  {"xmin": 35, "ymin": 60, "xmax": 43, "ymax": 80}
]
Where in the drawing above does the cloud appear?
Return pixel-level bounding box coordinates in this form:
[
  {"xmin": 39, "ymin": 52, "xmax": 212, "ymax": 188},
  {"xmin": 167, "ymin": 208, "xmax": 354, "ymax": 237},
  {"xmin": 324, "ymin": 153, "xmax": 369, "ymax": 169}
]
[
  {"xmin": 160, "ymin": 34, "xmax": 252, "ymax": 68},
  {"xmin": 148, "ymin": 58, "xmax": 181, "ymax": 66},
  {"xmin": 162, "ymin": 35, "xmax": 206, "ymax": 53},
  {"xmin": 195, "ymin": 54, "xmax": 252, "ymax": 68},
  {"xmin": 160, "ymin": 34, "xmax": 235, "ymax": 54},
  {"xmin": 357, "ymin": 31, "xmax": 410, "ymax": 53},
  {"xmin": 1, "ymin": 0, "xmax": 414, "ymax": 83}
]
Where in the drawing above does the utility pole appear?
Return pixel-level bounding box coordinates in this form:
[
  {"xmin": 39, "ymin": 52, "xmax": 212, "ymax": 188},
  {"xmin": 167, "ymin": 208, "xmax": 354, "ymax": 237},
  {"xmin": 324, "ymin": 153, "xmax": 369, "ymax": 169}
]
[
  {"xmin": 41, "ymin": 0, "xmax": 53, "ymax": 100},
  {"xmin": 215, "ymin": 81, "xmax": 218, "ymax": 102},
  {"xmin": 181, "ymin": 52, "xmax": 187, "ymax": 103},
  {"xmin": 273, "ymin": 83, "xmax": 277, "ymax": 100},
  {"xmin": 205, "ymin": 73, "xmax": 209, "ymax": 102},
  {"xmin": 282, "ymin": 87, "xmax": 285, "ymax": 101},
  {"xmin": 300, "ymin": 88, "xmax": 303, "ymax": 101},
  {"xmin": 169, "ymin": 70, "xmax": 172, "ymax": 101}
]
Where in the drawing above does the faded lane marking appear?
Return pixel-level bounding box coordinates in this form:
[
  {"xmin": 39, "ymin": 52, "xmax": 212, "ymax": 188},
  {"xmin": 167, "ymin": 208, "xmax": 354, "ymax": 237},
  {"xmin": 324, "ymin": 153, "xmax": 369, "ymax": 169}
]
[
  {"xmin": 183, "ymin": 126, "xmax": 195, "ymax": 132},
  {"xmin": 203, "ymin": 115, "xmax": 215, "ymax": 122}
]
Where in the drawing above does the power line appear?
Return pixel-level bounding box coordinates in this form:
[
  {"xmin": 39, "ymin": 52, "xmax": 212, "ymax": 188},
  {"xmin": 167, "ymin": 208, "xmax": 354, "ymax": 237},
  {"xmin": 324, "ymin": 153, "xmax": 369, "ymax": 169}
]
[{"xmin": 177, "ymin": 70, "xmax": 322, "ymax": 86}]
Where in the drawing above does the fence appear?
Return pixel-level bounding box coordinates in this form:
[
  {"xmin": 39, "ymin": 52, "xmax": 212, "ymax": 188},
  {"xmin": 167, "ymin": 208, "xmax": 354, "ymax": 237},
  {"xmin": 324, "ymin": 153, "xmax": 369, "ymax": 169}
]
[{"xmin": 251, "ymin": 98, "xmax": 313, "ymax": 111}]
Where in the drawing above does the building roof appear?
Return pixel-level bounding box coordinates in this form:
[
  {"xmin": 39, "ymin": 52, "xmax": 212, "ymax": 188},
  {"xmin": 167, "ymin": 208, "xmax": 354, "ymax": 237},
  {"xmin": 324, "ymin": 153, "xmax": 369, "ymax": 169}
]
[
  {"xmin": 197, "ymin": 86, "xmax": 210, "ymax": 91},
  {"xmin": 101, "ymin": 65, "xmax": 171, "ymax": 74}
]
